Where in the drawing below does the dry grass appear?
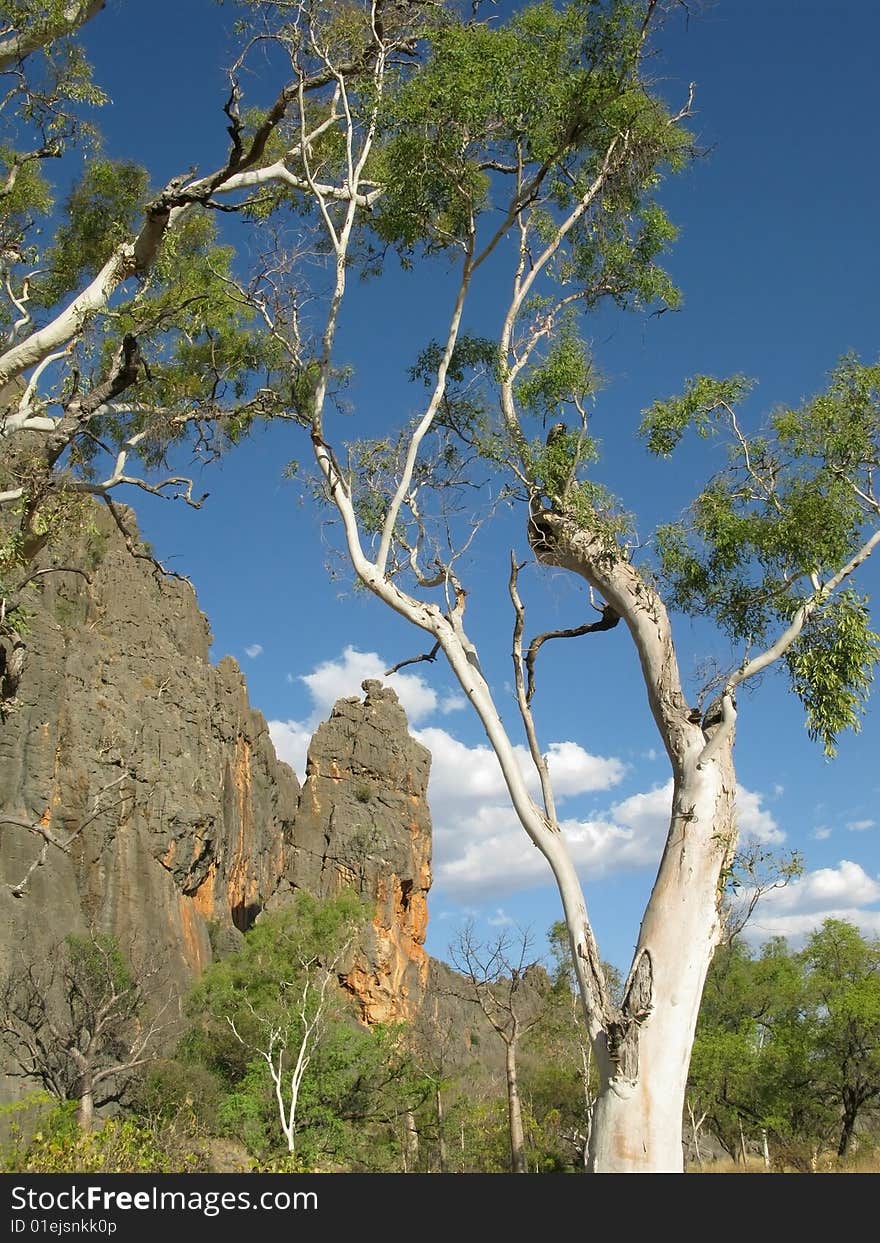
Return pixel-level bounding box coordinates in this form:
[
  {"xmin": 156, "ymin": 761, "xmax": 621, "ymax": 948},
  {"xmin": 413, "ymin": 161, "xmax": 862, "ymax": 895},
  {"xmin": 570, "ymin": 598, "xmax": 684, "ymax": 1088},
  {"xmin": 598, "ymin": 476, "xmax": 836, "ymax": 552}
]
[{"xmin": 688, "ymin": 1148, "xmax": 880, "ymax": 1174}]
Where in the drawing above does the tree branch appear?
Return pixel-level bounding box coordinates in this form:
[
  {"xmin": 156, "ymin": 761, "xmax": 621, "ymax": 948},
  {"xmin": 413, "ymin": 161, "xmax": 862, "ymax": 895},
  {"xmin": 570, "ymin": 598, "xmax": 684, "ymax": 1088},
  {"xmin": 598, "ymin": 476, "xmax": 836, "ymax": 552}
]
[
  {"xmin": 525, "ymin": 605, "xmax": 620, "ymax": 705},
  {"xmin": 0, "ymin": 1, "xmax": 106, "ymax": 72}
]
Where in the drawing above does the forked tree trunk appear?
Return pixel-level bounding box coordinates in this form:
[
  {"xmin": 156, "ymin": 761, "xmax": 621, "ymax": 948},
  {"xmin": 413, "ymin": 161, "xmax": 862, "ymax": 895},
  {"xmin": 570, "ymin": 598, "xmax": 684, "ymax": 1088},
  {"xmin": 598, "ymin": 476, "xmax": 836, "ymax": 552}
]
[{"xmin": 586, "ymin": 750, "xmax": 736, "ymax": 1172}]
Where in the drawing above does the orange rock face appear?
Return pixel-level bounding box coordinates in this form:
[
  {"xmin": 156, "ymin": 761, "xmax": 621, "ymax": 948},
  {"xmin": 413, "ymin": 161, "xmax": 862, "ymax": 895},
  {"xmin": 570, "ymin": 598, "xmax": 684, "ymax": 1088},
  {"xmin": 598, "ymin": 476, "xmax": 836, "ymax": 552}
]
[{"xmin": 275, "ymin": 679, "xmax": 434, "ymax": 1025}]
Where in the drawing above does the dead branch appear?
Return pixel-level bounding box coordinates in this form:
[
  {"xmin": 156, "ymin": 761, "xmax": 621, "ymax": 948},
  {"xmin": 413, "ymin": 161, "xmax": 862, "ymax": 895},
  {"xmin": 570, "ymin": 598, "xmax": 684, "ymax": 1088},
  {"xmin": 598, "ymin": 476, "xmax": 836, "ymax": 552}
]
[
  {"xmin": 384, "ymin": 641, "xmax": 440, "ymax": 677},
  {"xmin": 525, "ymin": 605, "xmax": 620, "ymax": 704},
  {"xmin": 102, "ymin": 497, "xmax": 193, "ymax": 586}
]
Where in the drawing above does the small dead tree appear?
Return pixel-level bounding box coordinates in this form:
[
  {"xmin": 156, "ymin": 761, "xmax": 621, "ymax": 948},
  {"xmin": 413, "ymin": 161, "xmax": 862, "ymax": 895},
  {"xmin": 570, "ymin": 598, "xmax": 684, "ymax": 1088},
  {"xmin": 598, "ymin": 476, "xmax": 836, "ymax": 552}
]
[
  {"xmin": 3, "ymin": 769, "xmax": 138, "ymax": 898},
  {"xmin": 0, "ymin": 930, "xmax": 173, "ymax": 1130},
  {"xmin": 406, "ymin": 1001, "xmax": 468, "ymax": 1173},
  {"xmin": 449, "ymin": 921, "xmax": 548, "ymax": 1175},
  {"xmin": 720, "ymin": 841, "xmax": 804, "ymax": 945},
  {"xmin": 224, "ymin": 935, "xmax": 354, "ymax": 1158}
]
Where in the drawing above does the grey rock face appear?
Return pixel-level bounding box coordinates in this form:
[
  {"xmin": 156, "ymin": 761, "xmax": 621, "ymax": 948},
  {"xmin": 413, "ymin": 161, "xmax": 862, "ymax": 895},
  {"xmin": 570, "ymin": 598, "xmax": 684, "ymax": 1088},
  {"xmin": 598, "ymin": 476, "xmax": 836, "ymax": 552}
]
[
  {"xmin": 1, "ymin": 504, "xmax": 436, "ymax": 1118},
  {"xmin": 0, "ymin": 506, "xmax": 299, "ymax": 1008},
  {"xmin": 273, "ymin": 679, "xmax": 432, "ymax": 1023}
]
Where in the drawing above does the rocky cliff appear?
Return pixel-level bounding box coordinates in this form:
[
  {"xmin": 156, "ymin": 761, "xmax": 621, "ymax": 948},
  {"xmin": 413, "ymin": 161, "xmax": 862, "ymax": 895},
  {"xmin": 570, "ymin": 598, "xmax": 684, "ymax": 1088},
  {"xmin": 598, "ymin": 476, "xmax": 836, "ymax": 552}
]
[
  {"xmin": 0, "ymin": 504, "xmax": 432, "ymax": 1089},
  {"xmin": 276, "ymin": 680, "xmax": 432, "ymax": 1024}
]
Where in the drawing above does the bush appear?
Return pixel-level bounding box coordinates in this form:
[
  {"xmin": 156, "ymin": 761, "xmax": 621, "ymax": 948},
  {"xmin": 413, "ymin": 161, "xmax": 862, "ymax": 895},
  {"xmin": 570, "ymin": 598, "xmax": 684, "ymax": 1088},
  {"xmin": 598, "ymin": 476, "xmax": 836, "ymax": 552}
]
[{"xmin": 2, "ymin": 1105, "xmax": 202, "ymax": 1173}]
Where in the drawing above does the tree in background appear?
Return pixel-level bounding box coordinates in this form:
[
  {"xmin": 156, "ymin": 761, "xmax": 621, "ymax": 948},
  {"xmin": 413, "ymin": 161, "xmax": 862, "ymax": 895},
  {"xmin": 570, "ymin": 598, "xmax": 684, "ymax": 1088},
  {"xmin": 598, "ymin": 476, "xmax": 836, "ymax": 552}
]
[
  {"xmin": 0, "ymin": 930, "xmax": 173, "ymax": 1130},
  {"xmin": 405, "ymin": 1003, "xmax": 464, "ymax": 1173},
  {"xmin": 788, "ymin": 920, "xmax": 880, "ymax": 1162},
  {"xmin": 449, "ymin": 921, "xmax": 550, "ymax": 1174},
  {"xmin": 689, "ymin": 920, "xmax": 880, "ymax": 1169},
  {"xmin": 183, "ymin": 892, "xmax": 426, "ymax": 1169},
  {"xmin": 187, "ymin": 890, "xmax": 362, "ymax": 1160},
  {"xmin": 524, "ymin": 919, "xmax": 623, "ymax": 1167},
  {"xmin": 1, "ymin": 0, "xmax": 878, "ymax": 1171}
]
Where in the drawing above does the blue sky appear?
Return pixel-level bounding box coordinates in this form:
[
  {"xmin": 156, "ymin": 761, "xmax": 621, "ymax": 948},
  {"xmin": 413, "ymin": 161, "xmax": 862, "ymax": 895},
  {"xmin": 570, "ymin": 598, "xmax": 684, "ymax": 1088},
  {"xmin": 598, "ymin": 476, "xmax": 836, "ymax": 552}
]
[{"xmin": 77, "ymin": 1, "xmax": 880, "ymax": 975}]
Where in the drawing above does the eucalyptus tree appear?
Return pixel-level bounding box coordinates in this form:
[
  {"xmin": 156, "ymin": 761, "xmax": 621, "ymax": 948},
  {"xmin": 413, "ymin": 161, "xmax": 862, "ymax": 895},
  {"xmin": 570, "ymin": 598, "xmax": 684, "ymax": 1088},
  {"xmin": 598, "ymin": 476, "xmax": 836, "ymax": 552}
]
[
  {"xmin": 243, "ymin": 0, "xmax": 880, "ymax": 1171},
  {"xmin": 1, "ymin": 0, "xmax": 878, "ymax": 1173}
]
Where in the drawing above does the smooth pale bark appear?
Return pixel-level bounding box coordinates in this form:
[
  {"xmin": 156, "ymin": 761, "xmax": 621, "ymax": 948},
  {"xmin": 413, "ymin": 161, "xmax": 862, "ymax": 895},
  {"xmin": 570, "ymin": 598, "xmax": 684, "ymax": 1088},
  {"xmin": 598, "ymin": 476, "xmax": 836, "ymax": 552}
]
[
  {"xmin": 586, "ymin": 745, "xmax": 736, "ymax": 1171},
  {"xmin": 505, "ymin": 1041, "xmax": 527, "ymax": 1174},
  {"xmin": 76, "ymin": 1079, "xmax": 95, "ymax": 1132},
  {"xmin": 403, "ymin": 1110, "xmax": 419, "ymax": 1172},
  {"xmin": 436, "ymin": 1086, "xmax": 447, "ymax": 1173},
  {"xmin": 0, "ymin": 1, "xmax": 106, "ymax": 71}
]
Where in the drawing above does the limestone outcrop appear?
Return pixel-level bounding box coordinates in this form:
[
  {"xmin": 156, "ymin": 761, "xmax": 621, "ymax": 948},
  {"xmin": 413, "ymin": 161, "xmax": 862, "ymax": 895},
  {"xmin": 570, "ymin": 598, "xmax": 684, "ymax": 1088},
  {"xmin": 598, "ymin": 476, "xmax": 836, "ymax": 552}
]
[
  {"xmin": 0, "ymin": 503, "xmax": 433, "ymax": 1094},
  {"xmin": 274, "ymin": 679, "xmax": 432, "ymax": 1023}
]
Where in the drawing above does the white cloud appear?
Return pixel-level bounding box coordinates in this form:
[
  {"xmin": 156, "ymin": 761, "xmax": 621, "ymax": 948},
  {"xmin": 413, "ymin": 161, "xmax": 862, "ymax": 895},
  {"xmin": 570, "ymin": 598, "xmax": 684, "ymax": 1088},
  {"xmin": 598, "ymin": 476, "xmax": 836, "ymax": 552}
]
[
  {"xmin": 487, "ymin": 908, "xmax": 514, "ymax": 927},
  {"xmin": 269, "ymin": 647, "xmax": 789, "ymax": 913},
  {"xmin": 813, "ymin": 825, "xmax": 832, "ymax": 841},
  {"xmin": 432, "ymin": 776, "xmax": 783, "ymax": 900},
  {"xmin": 753, "ymin": 859, "xmax": 880, "ymax": 916},
  {"xmin": 300, "ymin": 645, "xmax": 450, "ymax": 726},
  {"xmin": 735, "ymin": 786, "xmax": 784, "ymax": 844},
  {"xmin": 267, "ymin": 719, "xmax": 313, "ymax": 778},
  {"xmin": 244, "ymin": 643, "xmax": 263, "ymax": 659},
  {"xmin": 545, "ymin": 740, "xmax": 627, "ymax": 797},
  {"xmin": 415, "ymin": 727, "xmax": 625, "ymax": 814},
  {"xmin": 433, "ymin": 785, "xmax": 660, "ymax": 900},
  {"xmin": 269, "ymin": 646, "xmax": 468, "ymax": 780},
  {"xmin": 741, "ymin": 860, "xmax": 880, "ymax": 946},
  {"xmin": 744, "ymin": 909, "xmax": 880, "ymax": 941},
  {"xmin": 847, "ymin": 818, "xmax": 875, "ymax": 833}
]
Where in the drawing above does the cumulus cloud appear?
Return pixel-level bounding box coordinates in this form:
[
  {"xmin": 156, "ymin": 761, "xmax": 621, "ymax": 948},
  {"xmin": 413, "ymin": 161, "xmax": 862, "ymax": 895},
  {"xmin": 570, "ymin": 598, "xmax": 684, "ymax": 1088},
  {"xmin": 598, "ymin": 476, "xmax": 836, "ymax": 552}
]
[
  {"xmin": 301, "ymin": 645, "xmax": 443, "ymax": 723},
  {"xmin": 432, "ymin": 777, "xmax": 782, "ymax": 900},
  {"xmin": 244, "ymin": 643, "xmax": 263, "ymax": 659},
  {"xmin": 813, "ymin": 825, "xmax": 832, "ymax": 841},
  {"xmin": 269, "ymin": 648, "xmax": 787, "ymax": 911},
  {"xmin": 743, "ymin": 860, "xmax": 880, "ymax": 944},
  {"xmin": 415, "ymin": 727, "xmax": 625, "ymax": 812},
  {"xmin": 735, "ymin": 786, "xmax": 784, "ymax": 844},
  {"xmin": 747, "ymin": 909, "xmax": 880, "ymax": 941},
  {"xmin": 753, "ymin": 860, "xmax": 880, "ymax": 915},
  {"xmin": 267, "ymin": 718, "xmax": 313, "ymax": 778},
  {"xmin": 847, "ymin": 818, "xmax": 875, "ymax": 832}
]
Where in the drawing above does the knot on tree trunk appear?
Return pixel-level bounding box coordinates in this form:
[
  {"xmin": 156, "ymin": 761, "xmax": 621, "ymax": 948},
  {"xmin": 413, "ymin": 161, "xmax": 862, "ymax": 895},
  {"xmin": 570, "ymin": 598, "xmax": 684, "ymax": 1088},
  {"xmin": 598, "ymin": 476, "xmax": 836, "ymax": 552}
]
[{"xmin": 606, "ymin": 950, "xmax": 654, "ymax": 1082}]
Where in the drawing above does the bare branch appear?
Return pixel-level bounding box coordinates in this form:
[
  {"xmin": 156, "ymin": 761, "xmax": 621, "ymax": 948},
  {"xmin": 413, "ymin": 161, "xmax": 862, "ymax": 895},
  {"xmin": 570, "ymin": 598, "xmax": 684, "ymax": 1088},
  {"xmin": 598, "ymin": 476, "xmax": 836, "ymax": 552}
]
[
  {"xmin": 525, "ymin": 605, "xmax": 621, "ymax": 705},
  {"xmin": 384, "ymin": 641, "xmax": 440, "ymax": 677},
  {"xmin": 101, "ymin": 497, "xmax": 193, "ymax": 586},
  {"xmin": 509, "ymin": 556, "xmax": 557, "ymax": 827}
]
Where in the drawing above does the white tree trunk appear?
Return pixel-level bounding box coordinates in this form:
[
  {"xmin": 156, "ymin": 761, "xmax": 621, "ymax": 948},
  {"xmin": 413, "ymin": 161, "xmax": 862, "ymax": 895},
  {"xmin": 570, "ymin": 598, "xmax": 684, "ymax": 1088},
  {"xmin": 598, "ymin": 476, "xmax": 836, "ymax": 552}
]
[
  {"xmin": 586, "ymin": 750, "xmax": 735, "ymax": 1172},
  {"xmin": 505, "ymin": 1041, "xmax": 527, "ymax": 1174},
  {"xmin": 76, "ymin": 1081, "xmax": 95, "ymax": 1132}
]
